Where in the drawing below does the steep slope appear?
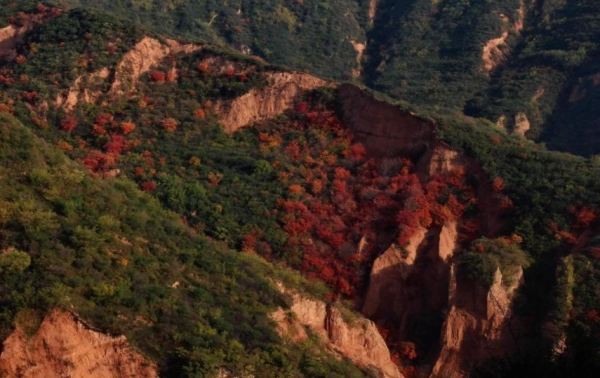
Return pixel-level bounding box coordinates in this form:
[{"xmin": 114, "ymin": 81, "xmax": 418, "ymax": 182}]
[
  {"xmin": 0, "ymin": 311, "xmax": 158, "ymax": 378},
  {"xmin": 39, "ymin": 0, "xmax": 366, "ymax": 81},
  {"xmin": 465, "ymin": 0, "xmax": 600, "ymax": 155},
  {"xmin": 2, "ymin": 5, "xmax": 600, "ymax": 378},
  {"xmin": 362, "ymin": 0, "xmax": 523, "ymax": 110},
  {"xmin": 0, "ymin": 111, "xmax": 379, "ymax": 377},
  {"xmin": 272, "ymin": 284, "xmax": 403, "ymax": 378}
]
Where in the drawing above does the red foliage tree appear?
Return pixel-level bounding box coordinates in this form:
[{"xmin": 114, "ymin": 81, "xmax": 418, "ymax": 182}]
[
  {"xmin": 571, "ymin": 206, "xmax": 597, "ymax": 228},
  {"xmin": 95, "ymin": 113, "xmax": 114, "ymax": 127},
  {"xmin": 104, "ymin": 134, "xmax": 126, "ymax": 155},
  {"xmin": 60, "ymin": 116, "xmax": 77, "ymax": 133},
  {"xmin": 150, "ymin": 70, "xmax": 166, "ymax": 82},
  {"xmin": 492, "ymin": 177, "xmax": 504, "ymax": 192},
  {"xmin": 193, "ymin": 109, "xmax": 206, "ymax": 119},
  {"xmin": 161, "ymin": 118, "xmax": 178, "ymax": 132},
  {"xmin": 197, "ymin": 61, "xmax": 209, "ymax": 72},
  {"xmin": 120, "ymin": 122, "xmax": 136, "ymax": 135},
  {"xmin": 140, "ymin": 181, "xmax": 157, "ymax": 192}
]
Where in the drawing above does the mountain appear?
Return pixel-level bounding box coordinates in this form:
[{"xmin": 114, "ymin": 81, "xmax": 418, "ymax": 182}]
[
  {"xmin": 10, "ymin": 1, "xmax": 600, "ymax": 156},
  {"xmin": 1, "ymin": 3, "xmax": 600, "ymax": 378}
]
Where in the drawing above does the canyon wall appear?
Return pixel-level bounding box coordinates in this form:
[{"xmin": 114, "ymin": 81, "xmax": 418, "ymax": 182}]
[
  {"xmin": 337, "ymin": 84, "xmax": 435, "ymax": 159},
  {"xmin": 431, "ymin": 267, "xmax": 524, "ymax": 378}
]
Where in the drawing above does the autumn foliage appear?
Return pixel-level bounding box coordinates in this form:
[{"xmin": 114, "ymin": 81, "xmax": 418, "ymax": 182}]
[
  {"xmin": 60, "ymin": 116, "xmax": 77, "ymax": 133},
  {"xmin": 161, "ymin": 118, "xmax": 178, "ymax": 132}
]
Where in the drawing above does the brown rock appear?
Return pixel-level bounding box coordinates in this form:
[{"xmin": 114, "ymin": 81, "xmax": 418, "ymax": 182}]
[
  {"xmin": 430, "ymin": 267, "xmax": 524, "ymax": 378},
  {"xmin": 0, "ymin": 23, "xmax": 33, "ymax": 59},
  {"xmin": 110, "ymin": 37, "xmax": 200, "ymax": 95},
  {"xmin": 55, "ymin": 68, "xmax": 110, "ymax": 111},
  {"xmin": 337, "ymin": 84, "xmax": 435, "ymax": 159},
  {"xmin": 215, "ymin": 72, "xmax": 331, "ymax": 133},
  {"xmin": 0, "ymin": 310, "xmax": 158, "ymax": 378},
  {"xmin": 362, "ymin": 224, "xmax": 456, "ymax": 336},
  {"xmin": 273, "ymin": 284, "xmax": 403, "ymax": 378},
  {"xmin": 513, "ymin": 112, "xmax": 530, "ymax": 136}
]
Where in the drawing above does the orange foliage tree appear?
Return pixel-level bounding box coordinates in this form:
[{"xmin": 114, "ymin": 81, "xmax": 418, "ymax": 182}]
[{"xmin": 161, "ymin": 118, "xmax": 178, "ymax": 132}]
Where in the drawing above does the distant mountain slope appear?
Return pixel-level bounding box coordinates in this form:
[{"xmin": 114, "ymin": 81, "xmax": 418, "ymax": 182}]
[
  {"xmin": 48, "ymin": 0, "xmax": 367, "ymax": 81},
  {"xmin": 362, "ymin": 0, "xmax": 523, "ymax": 110},
  {"xmin": 6, "ymin": 1, "xmax": 599, "ymax": 156}
]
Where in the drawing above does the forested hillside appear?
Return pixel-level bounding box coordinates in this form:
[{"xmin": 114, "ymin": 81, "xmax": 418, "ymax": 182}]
[
  {"xmin": 6, "ymin": 1, "xmax": 600, "ymax": 156},
  {"xmin": 2, "ymin": 2, "xmax": 600, "ymax": 378},
  {"xmin": 36, "ymin": 0, "xmax": 367, "ymax": 80}
]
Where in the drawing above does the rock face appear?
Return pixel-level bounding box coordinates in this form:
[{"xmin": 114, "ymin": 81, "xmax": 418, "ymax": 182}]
[
  {"xmin": 362, "ymin": 223, "xmax": 457, "ymax": 338},
  {"xmin": 337, "ymin": 84, "xmax": 435, "ymax": 159},
  {"xmin": 482, "ymin": 31, "xmax": 509, "ymax": 72},
  {"xmin": 0, "ymin": 23, "xmax": 33, "ymax": 59},
  {"xmin": 55, "ymin": 68, "xmax": 111, "ymax": 111},
  {"xmin": 273, "ymin": 284, "xmax": 403, "ymax": 378},
  {"xmin": 368, "ymin": 0, "xmax": 378, "ymax": 25},
  {"xmin": 0, "ymin": 310, "xmax": 158, "ymax": 378},
  {"xmin": 430, "ymin": 267, "xmax": 523, "ymax": 378},
  {"xmin": 481, "ymin": 1, "xmax": 525, "ymax": 73},
  {"xmin": 215, "ymin": 72, "xmax": 331, "ymax": 133},
  {"xmin": 513, "ymin": 112, "xmax": 530, "ymax": 136},
  {"xmin": 416, "ymin": 141, "xmax": 465, "ymax": 179},
  {"xmin": 110, "ymin": 37, "xmax": 200, "ymax": 95}
]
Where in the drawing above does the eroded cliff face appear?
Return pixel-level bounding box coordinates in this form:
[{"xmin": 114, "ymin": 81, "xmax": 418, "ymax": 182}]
[
  {"xmin": 0, "ymin": 310, "xmax": 158, "ymax": 378},
  {"xmin": 55, "ymin": 68, "xmax": 111, "ymax": 111},
  {"xmin": 337, "ymin": 84, "xmax": 435, "ymax": 159},
  {"xmin": 110, "ymin": 36, "xmax": 200, "ymax": 95},
  {"xmin": 0, "ymin": 23, "xmax": 33, "ymax": 60},
  {"xmin": 362, "ymin": 222, "xmax": 458, "ymax": 348},
  {"xmin": 52, "ymin": 36, "xmax": 201, "ymax": 111},
  {"xmin": 481, "ymin": 1, "xmax": 525, "ymax": 73},
  {"xmin": 272, "ymin": 284, "xmax": 404, "ymax": 378},
  {"xmin": 430, "ymin": 267, "xmax": 524, "ymax": 378},
  {"xmin": 215, "ymin": 72, "xmax": 332, "ymax": 133}
]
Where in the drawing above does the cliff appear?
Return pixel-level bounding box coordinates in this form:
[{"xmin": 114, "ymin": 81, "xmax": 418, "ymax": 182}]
[
  {"xmin": 0, "ymin": 23, "xmax": 33, "ymax": 60},
  {"xmin": 337, "ymin": 84, "xmax": 435, "ymax": 159},
  {"xmin": 430, "ymin": 267, "xmax": 524, "ymax": 378},
  {"xmin": 272, "ymin": 284, "xmax": 404, "ymax": 378},
  {"xmin": 0, "ymin": 310, "xmax": 158, "ymax": 378},
  {"xmin": 215, "ymin": 72, "xmax": 332, "ymax": 133},
  {"xmin": 362, "ymin": 222, "xmax": 457, "ymax": 344}
]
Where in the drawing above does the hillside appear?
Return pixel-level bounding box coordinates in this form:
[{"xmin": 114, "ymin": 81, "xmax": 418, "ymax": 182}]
[
  {"xmin": 1, "ymin": 4, "xmax": 600, "ymax": 378},
  {"xmin": 6, "ymin": 1, "xmax": 600, "ymax": 156}
]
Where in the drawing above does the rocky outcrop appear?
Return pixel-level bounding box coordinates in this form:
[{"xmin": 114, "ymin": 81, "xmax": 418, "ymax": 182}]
[
  {"xmin": 482, "ymin": 32, "xmax": 509, "ymax": 72},
  {"xmin": 482, "ymin": 1, "xmax": 525, "ymax": 73},
  {"xmin": 362, "ymin": 227, "xmax": 427, "ymax": 319},
  {"xmin": 110, "ymin": 37, "xmax": 200, "ymax": 95},
  {"xmin": 513, "ymin": 112, "xmax": 530, "ymax": 136},
  {"xmin": 0, "ymin": 23, "xmax": 33, "ymax": 59},
  {"xmin": 337, "ymin": 84, "xmax": 435, "ymax": 159},
  {"xmin": 496, "ymin": 115, "xmax": 507, "ymax": 130},
  {"xmin": 215, "ymin": 72, "xmax": 331, "ymax": 133},
  {"xmin": 0, "ymin": 310, "xmax": 158, "ymax": 378},
  {"xmin": 273, "ymin": 284, "xmax": 403, "ymax": 378},
  {"xmin": 369, "ymin": 0, "xmax": 378, "ymax": 25},
  {"xmin": 362, "ymin": 221, "xmax": 457, "ymax": 346},
  {"xmin": 416, "ymin": 141, "xmax": 466, "ymax": 179},
  {"xmin": 430, "ymin": 267, "xmax": 523, "ymax": 378},
  {"xmin": 350, "ymin": 40, "xmax": 366, "ymax": 77},
  {"xmin": 55, "ymin": 68, "xmax": 110, "ymax": 110}
]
